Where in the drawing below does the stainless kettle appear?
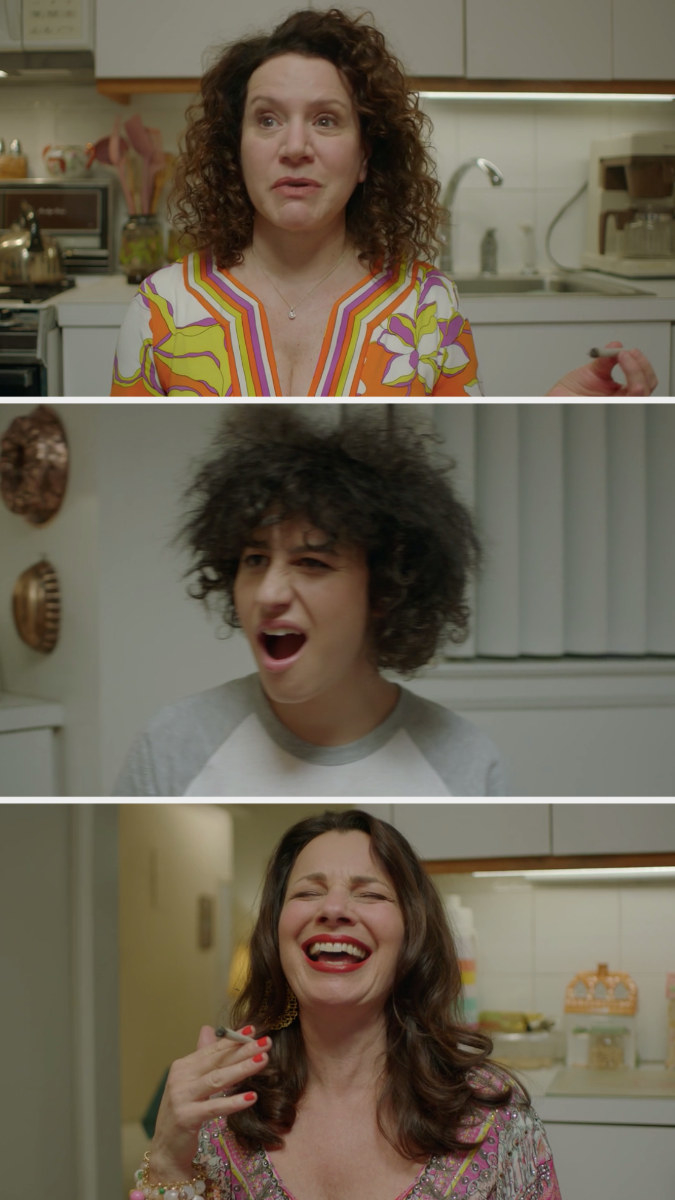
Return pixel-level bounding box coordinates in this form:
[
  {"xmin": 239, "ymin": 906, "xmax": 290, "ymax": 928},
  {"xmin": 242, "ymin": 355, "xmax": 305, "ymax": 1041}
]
[{"xmin": 0, "ymin": 202, "xmax": 64, "ymax": 285}]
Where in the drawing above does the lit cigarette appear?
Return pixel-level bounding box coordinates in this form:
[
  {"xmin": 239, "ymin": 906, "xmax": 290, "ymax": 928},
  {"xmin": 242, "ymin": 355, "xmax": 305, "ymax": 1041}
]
[
  {"xmin": 589, "ymin": 346, "xmax": 620, "ymax": 358},
  {"xmin": 214, "ymin": 1026, "xmax": 255, "ymax": 1044}
]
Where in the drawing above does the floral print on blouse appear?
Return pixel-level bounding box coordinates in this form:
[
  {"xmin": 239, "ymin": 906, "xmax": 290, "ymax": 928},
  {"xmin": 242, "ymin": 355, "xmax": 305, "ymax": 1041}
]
[
  {"xmin": 194, "ymin": 1079, "xmax": 561, "ymax": 1199},
  {"xmin": 111, "ymin": 252, "xmax": 482, "ymax": 397}
]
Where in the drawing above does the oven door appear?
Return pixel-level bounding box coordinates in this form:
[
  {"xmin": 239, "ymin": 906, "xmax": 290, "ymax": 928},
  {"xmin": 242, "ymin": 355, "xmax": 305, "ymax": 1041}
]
[{"xmin": 0, "ymin": 363, "xmax": 46, "ymax": 395}]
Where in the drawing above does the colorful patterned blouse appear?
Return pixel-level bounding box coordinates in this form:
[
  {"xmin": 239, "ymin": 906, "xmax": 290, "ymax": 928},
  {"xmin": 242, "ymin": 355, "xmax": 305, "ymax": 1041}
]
[
  {"xmin": 194, "ymin": 1093, "xmax": 561, "ymax": 1199},
  {"xmin": 110, "ymin": 252, "xmax": 482, "ymax": 397}
]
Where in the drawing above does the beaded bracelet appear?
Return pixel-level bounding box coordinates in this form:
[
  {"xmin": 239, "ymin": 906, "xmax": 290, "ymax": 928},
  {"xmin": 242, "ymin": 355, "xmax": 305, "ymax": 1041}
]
[{"xmin": 130, "ymin": 1150, "xmax": 212, "ymax": 1200}]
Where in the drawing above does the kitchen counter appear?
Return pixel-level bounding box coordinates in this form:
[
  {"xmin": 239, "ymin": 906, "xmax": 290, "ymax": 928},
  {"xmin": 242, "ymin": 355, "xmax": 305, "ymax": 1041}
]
[
  {"xmin": 516, "ymin": 1064, "xmax": 675, "ymax": 1126},
  {"xmin": 55, "ymin": 269, "xmax": 675, "ymax": 328}
]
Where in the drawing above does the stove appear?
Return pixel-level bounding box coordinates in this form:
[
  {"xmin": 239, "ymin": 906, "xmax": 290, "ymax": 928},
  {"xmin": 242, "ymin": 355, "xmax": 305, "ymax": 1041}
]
[
  {"xmin": 0, "ymin": 277, "xmax": 77, "ymax": 305},
  {"xmin": 0, "ymin": 305, "xmax": 61, "ymax": 395}
]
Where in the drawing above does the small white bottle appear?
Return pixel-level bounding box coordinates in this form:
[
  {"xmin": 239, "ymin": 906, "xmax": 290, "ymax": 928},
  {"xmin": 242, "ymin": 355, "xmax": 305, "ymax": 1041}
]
[
  {"xmin": 666, "ymin": 974, "xmax": 675, "ymax": 1070},
  {"xmin": 446, "ymin": 895, "xmax": 478, "ymax": 1027}
]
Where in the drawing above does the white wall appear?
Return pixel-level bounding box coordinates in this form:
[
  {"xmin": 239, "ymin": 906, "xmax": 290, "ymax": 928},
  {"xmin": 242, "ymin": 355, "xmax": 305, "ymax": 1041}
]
[
  {"xmin": 0, "ymin": 403, "xmax": 255, "ymax": 794},
  {"xmin": 434, "ymin": 871, "xmax": 675, "ymax": 1063},
  {"xmin": 1, "ymin": 81, "xmax": 674, "ymax": 273}
]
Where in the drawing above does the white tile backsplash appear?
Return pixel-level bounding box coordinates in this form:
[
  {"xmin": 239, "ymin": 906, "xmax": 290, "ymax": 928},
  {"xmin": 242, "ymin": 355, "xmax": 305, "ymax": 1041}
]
[
  {"xmin": 435, "ymin": 876, "xmax": 675, "ymax": 1062},
  {"xmin": 1, "ymin": 83, "xmax": 673, "ymax": 273}
]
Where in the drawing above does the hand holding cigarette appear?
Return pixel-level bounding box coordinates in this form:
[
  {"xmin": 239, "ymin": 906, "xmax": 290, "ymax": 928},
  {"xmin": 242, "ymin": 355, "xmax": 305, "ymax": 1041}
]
[
  {"xmin": 549, "ymin": 342, "xmax": 658, "ymax": 396},
  {"xmin": 144, "ymin": 1024, "xmax": 271, "ymax": 1183}
]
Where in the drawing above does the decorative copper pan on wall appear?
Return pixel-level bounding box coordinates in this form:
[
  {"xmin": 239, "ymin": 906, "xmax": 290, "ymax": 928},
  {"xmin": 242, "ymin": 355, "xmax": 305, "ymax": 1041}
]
[
  {"xmin": 12, "ymin": 559, "xmax": 61, "ymax": 653},
  {"xmin": 0, "ymin": 405, "xmax": 68, "ymax": 525}
]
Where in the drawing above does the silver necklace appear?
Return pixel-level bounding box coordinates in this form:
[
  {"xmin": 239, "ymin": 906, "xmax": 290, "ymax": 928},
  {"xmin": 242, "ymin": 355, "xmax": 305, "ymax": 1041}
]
[{"xmin": 251, "ymin": 244, "xmax": 349, "ymax": 319}]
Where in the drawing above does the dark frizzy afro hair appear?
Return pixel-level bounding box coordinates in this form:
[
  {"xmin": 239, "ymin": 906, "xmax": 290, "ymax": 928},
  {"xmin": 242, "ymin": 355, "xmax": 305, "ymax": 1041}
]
[{"xmin": 177, "ymin": 405, "xmax": 481, "ymax": 674}]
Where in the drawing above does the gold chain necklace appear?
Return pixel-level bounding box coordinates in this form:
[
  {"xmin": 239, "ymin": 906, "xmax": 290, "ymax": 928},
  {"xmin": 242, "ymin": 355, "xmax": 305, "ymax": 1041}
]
[{"xmin": 251, "ymin": 243, "xmax": 349, "ymax": 319}]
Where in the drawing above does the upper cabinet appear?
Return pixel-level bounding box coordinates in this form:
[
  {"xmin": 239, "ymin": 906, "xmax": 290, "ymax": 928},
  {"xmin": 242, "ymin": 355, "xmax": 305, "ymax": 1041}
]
[
  {"xmin": 95, "ymin": 0, "xmax": 294, "ymax": 79},
  {"xmin": 465, "ymin": 0, "xmax": 612, "ymax": 80},
  {"xmin": 93, "ymin": 0, "xmax": 675, "ymax": 82},
  {"xmin": 551, "ymin": 804, "xmax": 675, "ymax": 856},
  {"xmin": 612, "ymin": 0, "xmax": 675, "ymax": 78},
  {"xmin": 392, "ymin": 804, "xmax": 551, "ymax": 861},
  {"xmin": 343, "ymin": 0, "xmax": 464, "ymax": 78}
]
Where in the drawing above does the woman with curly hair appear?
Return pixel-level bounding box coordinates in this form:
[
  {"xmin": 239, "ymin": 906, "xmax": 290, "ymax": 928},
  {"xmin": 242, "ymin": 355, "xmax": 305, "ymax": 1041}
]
[
  {"xmin": 111, "ymin": 6, "xmax": 657, "ymax": 398},
  {"xmin": 114, "ymin": 405, "xmax": 504, "ymax": 795},
  {"xmin": 112, "ymin": 7, "xmax": 483, "ymax": 397},
  {"xmin": 132, "ymin": 808, "xmax": 561, "ymax": 1198}
]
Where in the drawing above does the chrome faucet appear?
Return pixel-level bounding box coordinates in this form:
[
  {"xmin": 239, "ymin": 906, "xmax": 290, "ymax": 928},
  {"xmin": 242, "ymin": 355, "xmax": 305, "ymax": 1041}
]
[{"xmin": 438, "ymin": 157, "xmax": 504, "ymax": 274}]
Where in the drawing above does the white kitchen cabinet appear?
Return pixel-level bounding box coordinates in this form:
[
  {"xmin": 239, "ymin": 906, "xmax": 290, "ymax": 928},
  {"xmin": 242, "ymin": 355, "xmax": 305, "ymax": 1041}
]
[
  {"xmin": 613, "ymin": 0, "xmax": 675, "ymax": 78},
  {"xmin": 341, "ymin": 0, "xmax": 464, "ymax": 77},
  {"xmin": 1, "ymin": 0, "xmax": 93, "ymax": 53},
  {"xmin": 0, "ymin": 695, "xmax": 64, "ymax": 796},
  {"xmin": 61, "ymin": 325, "xmax": 119, "ymax": 395},
  {"xmin": 551, "ymin": 803, "xmax": 675, "ymax": 856},
  {"xmin": 465, "ymin": 0, "xmax": 612, "ymax": 80},
  {"xmin": 392, "ymin": 803, "xmax": 551, "ymax": 860},
  {"xmin": 545, "ymin": 1121, "xmax": 675, "ymax": 1200},
  {"xmin": 468, "ymin": 319, "xmax": 672, "ymax": 396},
  {"xmin": 95, "ymin": 0, "xmax": 294, "ymax": 79}
]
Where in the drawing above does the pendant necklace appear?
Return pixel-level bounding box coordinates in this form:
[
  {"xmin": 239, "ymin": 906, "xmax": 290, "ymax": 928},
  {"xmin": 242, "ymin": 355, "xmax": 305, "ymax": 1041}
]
[{"xmin": 251, "ymin": 243, "xmax": 349, "ymax": 319}]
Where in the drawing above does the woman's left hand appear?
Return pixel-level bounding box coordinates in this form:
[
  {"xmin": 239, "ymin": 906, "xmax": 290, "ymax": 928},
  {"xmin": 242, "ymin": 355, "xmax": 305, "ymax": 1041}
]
[{"xmin": 547, "ymin": 343, "xmax": 658, "ymax": 397}]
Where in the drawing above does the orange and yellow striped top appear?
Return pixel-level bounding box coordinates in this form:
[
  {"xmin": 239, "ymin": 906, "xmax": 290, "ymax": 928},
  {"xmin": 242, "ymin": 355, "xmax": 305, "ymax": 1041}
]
[{"xmin": 111, "ymin": 251, "xmax": 481, "ymax": 396}]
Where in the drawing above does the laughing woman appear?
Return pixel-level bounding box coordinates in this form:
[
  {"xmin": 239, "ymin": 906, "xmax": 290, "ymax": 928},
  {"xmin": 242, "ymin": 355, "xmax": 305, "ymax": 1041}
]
[{"xmin": 132, "ymin": 809, "xmax": 562, "ymax": 1200}]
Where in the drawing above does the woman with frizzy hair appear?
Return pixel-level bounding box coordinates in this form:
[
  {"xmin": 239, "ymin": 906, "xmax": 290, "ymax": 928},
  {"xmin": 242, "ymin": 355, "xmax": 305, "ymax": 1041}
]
[
  {"xmin": 110, "ymin": 7, "xmax": 657, "ymax": 398},
  {"xmin": 114, "ymin": 405, "xmax": 503, "ymax": 796},
  {"xmin": 132, "ymin": 809, "xmax": 562, "ymax": 1199}
]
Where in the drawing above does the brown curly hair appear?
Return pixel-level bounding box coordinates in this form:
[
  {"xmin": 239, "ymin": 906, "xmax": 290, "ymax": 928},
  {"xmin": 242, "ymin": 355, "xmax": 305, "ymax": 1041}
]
[
  {"xmin": 171, "ymin": 8, "xmax": 442, "ymax": 269},
  {"xmin": 176, "ymin": 405, "xmax": 481, "ymax": 675},
  {"xmin": 227, "ymin": 809, "xmax": 520, "ymax": 1157}
]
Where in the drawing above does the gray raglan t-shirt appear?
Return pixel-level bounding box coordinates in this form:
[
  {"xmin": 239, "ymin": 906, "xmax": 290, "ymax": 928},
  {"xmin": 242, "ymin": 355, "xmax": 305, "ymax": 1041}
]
[{"xmin": 113, "ymin": 673, "xmax": 506, "ymax": 796}]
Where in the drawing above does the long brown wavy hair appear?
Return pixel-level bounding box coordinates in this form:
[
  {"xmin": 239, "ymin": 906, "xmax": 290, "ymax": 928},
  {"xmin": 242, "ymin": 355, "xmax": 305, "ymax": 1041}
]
[
  {"xmin": 228, "ymin": 810, "xmax": 520, "ymax": 1157},
  {"xmin": 171, "ymin": 8, "xmax": 442, "ymax": 269}
]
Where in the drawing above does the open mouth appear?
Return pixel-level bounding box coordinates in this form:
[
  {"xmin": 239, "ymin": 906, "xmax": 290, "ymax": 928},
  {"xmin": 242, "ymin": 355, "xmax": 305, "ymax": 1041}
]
[
  {"xmin": 302, "ymin": 938, "xmax": 371, "ymax": 968},
  {"xmin": 260, "ymin": 629, "xmax": 307, "ymax": 661}
]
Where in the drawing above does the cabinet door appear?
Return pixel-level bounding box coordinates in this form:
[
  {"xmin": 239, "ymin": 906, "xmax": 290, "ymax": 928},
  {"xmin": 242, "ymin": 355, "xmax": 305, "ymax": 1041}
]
[
  {"xmin": 62, "ymin": 326, "xmax": 119, "ymax": 395},
  {"xmin": 613, "ymin": 0, "xmax": 675, "ymax": 78},
  {"xmin": 0, "ymin": 729, "xmax": 58, "ymax": 796},
  {"xmin": 392, "ymin": 803, "xmax": 551, "ymax": 860},
  {"xmin": 466, "ymin": 319, "xmax": 671, "ymax": 396},
  {"xmin": 465, "ymin": 0, "xmax": 612, "ymax": 79},
  {"xmin": 96, "ymin": 0, "xmax": 294, "ymax": 79},
  {"xmin": 545, "ymin": 1122, "xmax": 675, "ymax": 1200},
  {"xmin": 342, "ymin": 0, "xmax": 463, "ymax": 77},
  {"xmin": 551, "ymin": 803, "xmax": 675, "ymax": 855}
]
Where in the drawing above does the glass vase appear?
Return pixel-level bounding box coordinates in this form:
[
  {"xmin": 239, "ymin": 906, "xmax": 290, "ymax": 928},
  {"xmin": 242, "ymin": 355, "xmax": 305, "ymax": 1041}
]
[{"xmin": 119, "ymin": 214, "xmax": 165, "ymax": 284}]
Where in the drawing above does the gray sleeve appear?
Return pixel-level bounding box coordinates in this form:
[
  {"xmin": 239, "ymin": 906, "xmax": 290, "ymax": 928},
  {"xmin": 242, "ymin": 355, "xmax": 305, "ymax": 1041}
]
[{"xmin": 112, "ymin": 731, "xmax": 161, "ymax": 796}]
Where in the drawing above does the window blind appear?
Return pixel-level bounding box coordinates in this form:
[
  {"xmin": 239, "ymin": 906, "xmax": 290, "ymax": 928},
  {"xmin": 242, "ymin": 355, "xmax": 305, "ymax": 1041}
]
[{"xmin": 435, "ymin": 404, "xmax": 675, "ymax": 658}]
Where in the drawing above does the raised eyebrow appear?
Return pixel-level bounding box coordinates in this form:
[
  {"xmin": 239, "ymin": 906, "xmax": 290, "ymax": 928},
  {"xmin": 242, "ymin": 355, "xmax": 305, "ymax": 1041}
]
[{"xmin": 246, "ymin": 93, "xmax": 350, "ymax": 112}]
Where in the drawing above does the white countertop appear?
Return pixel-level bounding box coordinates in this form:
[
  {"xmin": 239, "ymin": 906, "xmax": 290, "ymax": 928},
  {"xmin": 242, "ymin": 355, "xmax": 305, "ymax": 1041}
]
[
  {"xmin": 515, "ymin": 1064, "xmax": 675, "ymax": 1126},
  {"xmin": 54, "ymin": 269, "xmax": 675, "ymax": 328},
  {"xmin": 0, "ymin": 692, "xmax": 64, "ymax": 733}
]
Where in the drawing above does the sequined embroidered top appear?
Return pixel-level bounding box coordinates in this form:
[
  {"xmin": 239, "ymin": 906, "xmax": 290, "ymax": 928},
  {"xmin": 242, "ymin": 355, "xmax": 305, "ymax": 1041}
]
[
  {"xmin": 195, "ymin": 1091, "xmax": 561, "ymax": 1200},
  {"xmin": 110, "ymin": 252, "xmax": 482, "ymax": 397}
]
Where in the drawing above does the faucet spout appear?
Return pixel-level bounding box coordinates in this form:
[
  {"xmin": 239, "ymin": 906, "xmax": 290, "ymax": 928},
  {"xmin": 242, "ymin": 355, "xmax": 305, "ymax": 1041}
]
[{"xmin": 438, "ymin": 156, "xmax": 504, "ymax": 274}]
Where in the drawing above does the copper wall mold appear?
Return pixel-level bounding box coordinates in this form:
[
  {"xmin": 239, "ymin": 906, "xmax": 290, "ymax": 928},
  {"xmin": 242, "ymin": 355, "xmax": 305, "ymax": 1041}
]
[
  {"xmin": 0, "ymin": 405, "xmax": 68, "ymax": 525},
  {"xmin": 12, "ymin": 559, "xmax": 61, "ymax": 653}
]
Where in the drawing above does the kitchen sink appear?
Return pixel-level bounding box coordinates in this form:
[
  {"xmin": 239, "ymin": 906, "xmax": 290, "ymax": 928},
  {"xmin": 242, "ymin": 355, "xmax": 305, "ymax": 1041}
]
[{"xmin": 454, "ymin": 274, "xmax": 653, "ymax": 297}]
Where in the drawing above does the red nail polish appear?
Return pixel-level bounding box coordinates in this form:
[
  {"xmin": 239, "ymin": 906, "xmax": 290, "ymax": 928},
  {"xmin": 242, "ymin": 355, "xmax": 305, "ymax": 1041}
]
[
  {"xmin": 241, "ymin": 1025, "xmax": 254, "ymax": 1036},
  {"xmin": 252, "ymin": 1052, "xmax": 264, "ymax": 1062},
  {"xmin": 244, "ymin": 1092, "xmax": 256, "ymax": 1101},
  {"xmin": 257, "ymin": 1037, "xmax": 267, "ymax": 1047}
]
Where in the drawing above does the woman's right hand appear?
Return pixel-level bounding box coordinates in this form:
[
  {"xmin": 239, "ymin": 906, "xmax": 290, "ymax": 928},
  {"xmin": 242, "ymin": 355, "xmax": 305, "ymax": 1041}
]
[{"xmin": 147, "ymin": 1025, "xmax": 271, "ymax": 1182}]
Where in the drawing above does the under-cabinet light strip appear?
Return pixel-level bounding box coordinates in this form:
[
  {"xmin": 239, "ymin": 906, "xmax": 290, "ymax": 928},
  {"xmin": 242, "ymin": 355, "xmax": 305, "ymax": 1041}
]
[
  {"xmin": 473, "ymin": 866, "xmax": 675, "ymax": 880},
  {"xmin": 419, "ymin": 91, "xmax": 675, "ymax": 102}
]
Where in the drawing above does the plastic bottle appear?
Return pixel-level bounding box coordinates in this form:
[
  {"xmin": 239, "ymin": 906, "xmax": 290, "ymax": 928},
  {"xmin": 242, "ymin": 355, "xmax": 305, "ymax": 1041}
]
[
  {"xmin": 666, "ymin": 974, "xmax": 675, "ymax": 1070},
  {"xmin": 445, "ymin": 895, "xmax": 479, "ymax": 1027}
]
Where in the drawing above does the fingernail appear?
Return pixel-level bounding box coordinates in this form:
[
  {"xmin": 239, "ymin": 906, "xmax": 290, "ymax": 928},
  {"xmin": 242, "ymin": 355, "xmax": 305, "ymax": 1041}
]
[
  {"xmin": 257, "ymin": 1037, "xmax": 268, "ymax": 1047},
  {"xmin": 244, "ymin": 1092, "xmax": 256, "ymax": 1101},
  {"xmin": 252, "ymin": 1053, "xmax": 264, "ymax": 1062},
  {"xmin": 241, "ymin": 1025, "xmax": 254, "ymax": 1036}
]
